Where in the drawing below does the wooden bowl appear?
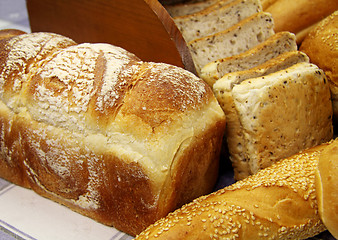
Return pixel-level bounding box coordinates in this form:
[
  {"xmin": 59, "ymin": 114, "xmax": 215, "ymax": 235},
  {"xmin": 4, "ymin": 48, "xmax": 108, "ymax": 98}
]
[{"xmin": 26, "ymin": 0, "xmax": 196, "ymax": 74}]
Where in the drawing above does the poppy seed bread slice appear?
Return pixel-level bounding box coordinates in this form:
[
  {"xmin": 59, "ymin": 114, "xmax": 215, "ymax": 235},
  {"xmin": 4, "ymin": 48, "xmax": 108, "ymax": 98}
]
[
  {"xmin": 200, "ymin": 31, "xmax": 297, "ymax": 86},
  {"xmin": 215, "ymin": 62, "xmax": 333, "ymax": 180},
  {"xmin": 174, "ymin": 0, "xmax": 262, "ymax": 42},
  {"xmin": 164, "ymin": 0, "xmax": 219, "ymax": 17},
  {"xmin": 188, "ymin": 12, "xmax": 275, "ymax": 74}
]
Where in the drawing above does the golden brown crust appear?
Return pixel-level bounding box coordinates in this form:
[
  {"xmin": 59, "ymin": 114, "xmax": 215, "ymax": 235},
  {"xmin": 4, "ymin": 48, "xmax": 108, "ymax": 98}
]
[
  {"xmin": 300, "ymin": 11, "xmax": 338, "ymax": 122},
  {"xmin": 136, "ymin": 141, "xmax": 338, "ymax": 240},
  {"xmin": 0, "ymin": 31, "xmax": 226, "ymax": 236},
  {"xmin": 0, "ymin": 29, "xmax": 26, "ymax": 41},
  {"xmin": 265, "ymin": 0, "xmax": 338, "ymax": 35},
  {"xmin": 315, "ymin": 139, "xmax": 338, "ymax": 238}
]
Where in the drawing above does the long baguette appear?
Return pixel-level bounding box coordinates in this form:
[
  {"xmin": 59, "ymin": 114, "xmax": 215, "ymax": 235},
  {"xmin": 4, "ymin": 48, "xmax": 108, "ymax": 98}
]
[{"xmin": 135, "ymin": 140, "xmax": 338, "ymax": 240}]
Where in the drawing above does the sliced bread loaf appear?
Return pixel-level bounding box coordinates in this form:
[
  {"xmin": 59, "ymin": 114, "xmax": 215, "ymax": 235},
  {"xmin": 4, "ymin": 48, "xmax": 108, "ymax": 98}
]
[
  {"xmin": 174, "ymin": 0, "xmax": 262, "ymax": 42},
  {"xmin": 215, "ymin": 51, "xmax": 309, "ymax": 89},
  {"xmin": 164, "ymin": 0, "xmax": 219, "ymax": 17},
  {"xmin": 188, "ymin": 12, "xmax": 275, "ymax": 74},
  {"xmin": 200, "ymin": 31, "xmax": 297, "ymax": 86},
  {"xmin": 214, "ymin": 62, "xmax": 333, "ymax": 180}
]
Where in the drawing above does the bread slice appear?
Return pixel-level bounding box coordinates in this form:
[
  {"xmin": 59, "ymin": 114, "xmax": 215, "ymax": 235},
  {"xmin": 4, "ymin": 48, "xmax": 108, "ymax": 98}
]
[
  {"xmin": 215, "ymin": 51, "xmax": 309, "ymax": 89},
  {"xmin": 164, "ymin": 0, "xmax": 219, "ymax": 17},
  {"xmin": 200, "ymin": 31, "xmax": 297, "ymax": 86},
  {"xmin": 174, "ymin": 0, "xmax": 262, "ymax": 42},
  {"xmin": 188, "ymin": 12, "xmax": 275, "ymax": 74},
  {"xmin": 214, "ymin": 62, "xmax": 333, "ymax": 180}
]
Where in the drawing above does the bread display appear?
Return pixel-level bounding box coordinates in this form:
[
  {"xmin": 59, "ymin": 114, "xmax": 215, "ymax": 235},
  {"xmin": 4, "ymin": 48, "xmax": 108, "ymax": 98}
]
[
  {"xmin": 300, "ymin": 11, "xmax": 338, "ymax": 124},
  {"xmin": 188, "ymin": 12, "xmax": 275, "ymax": 74},
  {"xmin": 200, "ymin": 31, "xmax": 298, "ymax": 86},
  {"xmin": 135, "ymin": 139, "xmax": 337, "ymax": 240},
  {"xmin": 174, "ymin": 0, "xmax": 262, "ymax": 42},
  {"xmin": 214, "ymin": 62, "xmax": 333, "ymax": 180},
  {"xmin": 315, "ymin": 139, "xmax": 338, "ymax": 239},
  {"xmin": 0, "ymin": 31, "xmax": 226, "ymax": 236}
]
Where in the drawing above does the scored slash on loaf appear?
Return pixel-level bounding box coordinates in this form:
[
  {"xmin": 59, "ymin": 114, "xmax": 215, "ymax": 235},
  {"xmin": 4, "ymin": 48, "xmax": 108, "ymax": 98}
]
[{"xmin": 0, "ymin": 30, "xmax": 226, "ymax": 236}]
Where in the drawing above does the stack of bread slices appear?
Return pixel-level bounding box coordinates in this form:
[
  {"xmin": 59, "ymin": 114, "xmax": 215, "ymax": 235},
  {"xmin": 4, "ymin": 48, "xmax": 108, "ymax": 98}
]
[{"xmin": 164, "ymin": 0, "xmax": 334, "ymax": 180}]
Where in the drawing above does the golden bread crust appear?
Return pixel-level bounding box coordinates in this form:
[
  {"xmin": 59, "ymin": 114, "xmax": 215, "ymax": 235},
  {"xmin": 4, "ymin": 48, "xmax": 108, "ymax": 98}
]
[{"xmin": 0, "ymin": 31, "xmax": 226, "ymax": 236}]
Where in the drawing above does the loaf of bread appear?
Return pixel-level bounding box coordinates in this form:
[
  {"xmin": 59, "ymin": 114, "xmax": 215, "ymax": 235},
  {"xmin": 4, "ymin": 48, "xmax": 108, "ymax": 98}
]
[
  {"xmin": 0, "ymin": 28, "xmax": 26, "ymax": 40},
  {"xmin": 135, "ymin": 139, "xmax": 338, "ymax": 239},
  {"xmin": 300, "ymin": 11, "xmax": 338, "ymax": 124},
  {"xmin": 214, "ymin": 51, "xmax": 309, "ymax": 89},
  {"xmin": 264, "ymin": 0, "xmax": 338, "ymax": 43},
  {"xmin": 200, "ymin": 31, "xmax": 298, "ymax": 86},
  {"xmin": 315, "ymin": 139, "xmax": 338, "ymax": 239},
  {"xmin": 164, "ymin": 0, "xmax": 219, "ymax": 17},
  {"xmin": 174, "ymin": 0, "xmax": 262, "ymax": 42},
  {"xmin": 213, "ymin": 62, "xmax": 333, "ymax": 180},
  {"xmin": 188, "ymin": 12, "xmax": 275, "ymax": 74},
  {"xmin": 0, "ymin": 31, "xmax": 226, "ymax": 236}
]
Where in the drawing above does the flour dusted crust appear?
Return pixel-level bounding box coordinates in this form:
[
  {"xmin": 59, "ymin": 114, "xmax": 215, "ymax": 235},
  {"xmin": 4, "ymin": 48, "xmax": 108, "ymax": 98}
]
[{"xmin": 0, "ymin": 32, "xmax": 226, "ymax": 236}]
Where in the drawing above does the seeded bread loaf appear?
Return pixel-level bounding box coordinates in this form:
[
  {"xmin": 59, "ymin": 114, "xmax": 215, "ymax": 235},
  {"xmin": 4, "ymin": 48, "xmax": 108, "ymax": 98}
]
[
  {"xmin": 214, "ymin": 62, "xmax": 332, "ymax": 180},
  {"xmin": 174, "ymin": 0, "xmax": 262, "ymax": 42},
  {"xmin": 215, "ymin": 51, "xmax": 309, "ymax": 90},
  {"xmin": 188, "ymin": 12, "xmax": 275, "ymax": 74},
  {"xmin": 200, "ymin": 31, "xmax": 297, "ymax": 86},
  {"xmin": 135, "ymin": 140, "xmax": 337, "ymax": 240},
  {"xmin": 164, "ymin": 0, "xmax": 219, "ymax": 17},
  {"xmin": 0, "ymin": 31, "xmax": 226, "ymax": 236}
]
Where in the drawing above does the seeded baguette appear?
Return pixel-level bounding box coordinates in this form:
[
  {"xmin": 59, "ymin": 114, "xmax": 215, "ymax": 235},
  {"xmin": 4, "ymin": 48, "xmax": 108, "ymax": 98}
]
[
  {"xmin": 200, "ymin": 31, "xmax": 297, "ymax": 86},
  {"xmin": 174, "ymin": 0, "xmax": 262, "ymax": 42},
  {"xmin": 0, "ymin": 31, "xmax": 226, "ymax": 236},
  {"xmin": 135, "ymin": 140, "xmax": 337, "ymax": 240},
  {"xmin": 188, "ymin": 12, "xmax": 275, "ymax": 74}
]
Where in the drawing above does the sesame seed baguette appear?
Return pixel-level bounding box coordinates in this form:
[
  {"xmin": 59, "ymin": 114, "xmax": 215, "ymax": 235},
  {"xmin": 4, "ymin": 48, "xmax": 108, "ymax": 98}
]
[
  {"xmin": 135, "ymin": 139, "xmax": 338, "ymax": 240},
  {"xmin": 188, "ymin": 12, "xmax": 275, "ymax": 74},
  {"xmin": 174, "ymin": 0, "xmax": 262, "ymax": 43},
  {"xmin": 200, "ymin": 31, "xmax": 298, "ymax": 86}
]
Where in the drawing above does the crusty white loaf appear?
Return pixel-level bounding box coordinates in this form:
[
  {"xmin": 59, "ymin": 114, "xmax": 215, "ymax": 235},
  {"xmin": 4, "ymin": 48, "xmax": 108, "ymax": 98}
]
[
  {"xmin": 315, "ymin": 138, "xmax": 338, "ymax": 239},
  {"xmin": 200, "ymin": 31, "xmax": 298, "ymax": 86},
  {"xmin": 214, "ymin": 62, "xmax": 333, "ymax": 180},
  {"xmin": 188, "ymin": 12, "xmax": 275, "ymax": 74},
  {"xmin": 174, "ymin": 0, "xmax": 262, "ymax": 42},
  {"xmin": 0, "ymin": 31, "xmax": 226, "ymax": 236},
  {"xmin": 135, "ymin": 140, "xmax": 338, "ymax": 240}
]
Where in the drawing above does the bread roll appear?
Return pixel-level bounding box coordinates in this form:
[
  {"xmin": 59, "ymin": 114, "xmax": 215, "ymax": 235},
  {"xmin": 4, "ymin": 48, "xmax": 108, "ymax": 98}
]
[
  {"xmin": 0, "ymin": 31, "xmax": 226, "ymax": 236},
  {"xmin": 315, "ymin": 139, "xmax": 338, "ymax": 238},
  {"xmin": 135, "ymin": 140, "xmax": 338, "ymax": 240},
  {"xmin": 265, "ymin": 0, "xmax": 338, "ymax": 38},
  {"xmin": 300, "ymin": 11, "xmax": 338, "ymax": 124}
]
